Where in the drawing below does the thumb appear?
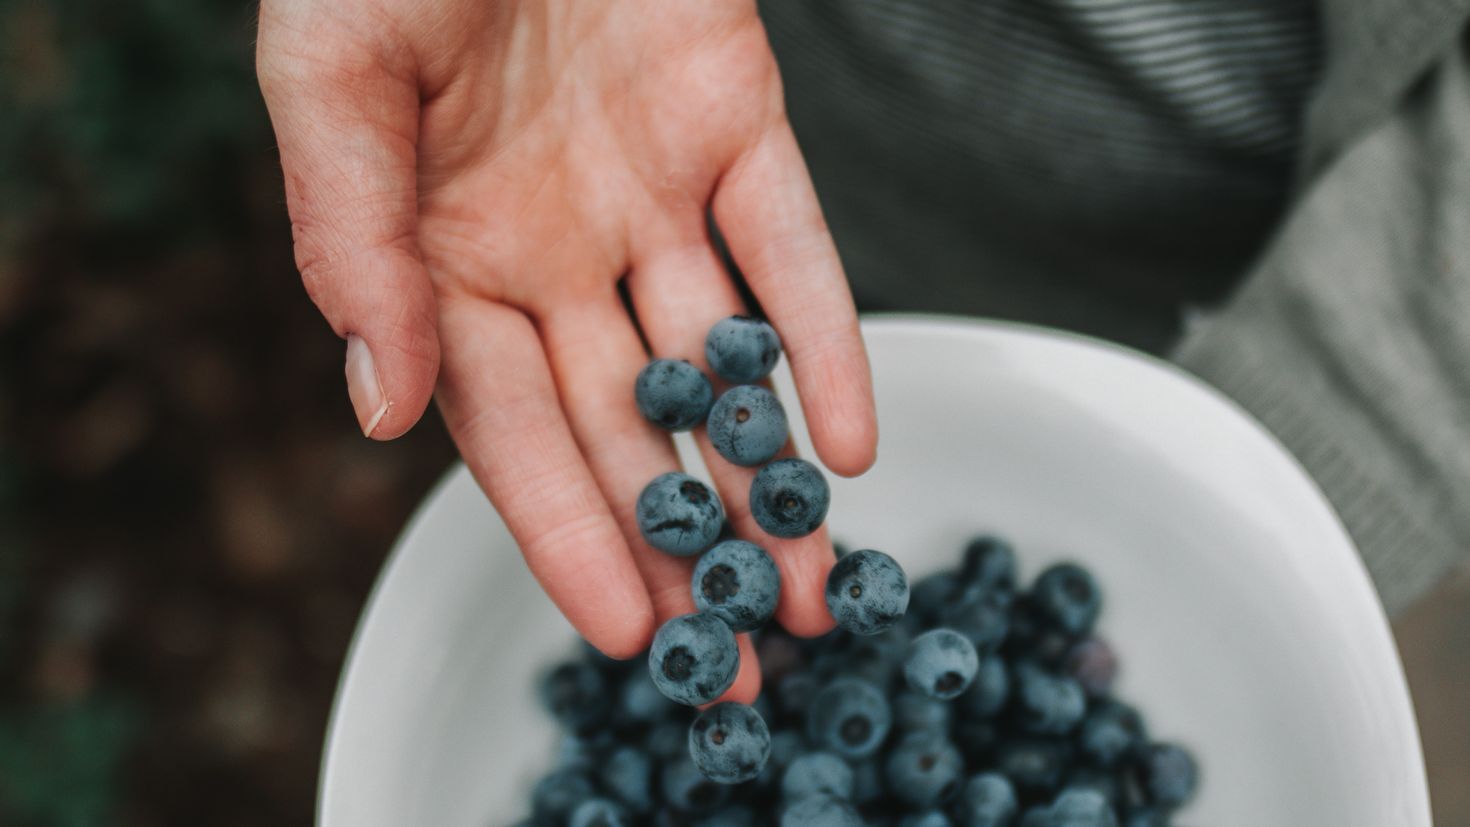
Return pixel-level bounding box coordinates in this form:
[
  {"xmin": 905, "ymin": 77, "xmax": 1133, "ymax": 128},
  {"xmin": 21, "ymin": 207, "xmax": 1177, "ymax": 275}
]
[{"xmin": 257, "ymin": 16, "xmax": 438, "ymax": 440}]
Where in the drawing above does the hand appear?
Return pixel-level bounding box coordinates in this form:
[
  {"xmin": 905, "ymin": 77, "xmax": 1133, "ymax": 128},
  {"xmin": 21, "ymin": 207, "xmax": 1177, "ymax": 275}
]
[{"xmin": 256, "ymin": 0, "xmax": 877, "ymax": 699}]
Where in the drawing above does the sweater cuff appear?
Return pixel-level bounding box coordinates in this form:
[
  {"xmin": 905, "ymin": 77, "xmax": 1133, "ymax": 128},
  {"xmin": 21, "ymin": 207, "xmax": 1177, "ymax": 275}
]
[{"xmin": 1174, "ymin": 305, "xmax": 1464, "ymax": 617}]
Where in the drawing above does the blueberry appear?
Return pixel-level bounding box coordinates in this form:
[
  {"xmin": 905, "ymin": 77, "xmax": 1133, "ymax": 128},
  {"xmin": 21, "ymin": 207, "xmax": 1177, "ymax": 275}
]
[
  {"xmin": 692, "ymin": 540, "xmax": 781, "ymax": 632},
  {"xmin": 1047, "ymin": 788, "xmax": 1118, "ymax": 826},
  {"xmin": 570, "ymin": 798, "xmax": 632, "ymax": 827},
  {"xmin": 904, "ymin": 628, "xmax": 979, "ymax": 700},
  {"xmin": 636, "ymin": 359, "xmax": 714, "ymax": 431},
  {"xmin": 707, "ymin": 385, "xmax": 789, "ymax": 467},
  {"xmin": 599, "ymin": 747, "xmax": 654, "ymax": 813},
  {"xmin": 776, "ymin": 793, "xmax": 864, "ymax": 827},
  {"xmin": 689, "ymin": 702, "xmax": 772, "ymax": 784},
  {"xmin": 663, "ymin": 754, "xmax": 731, "ymax": 813},
  {"xmin": 1063, "ymin": 768, "xmax": 1121, "ymax": 807},
  {"xmin": 939, "ymin": 587, "xmax": 1010, "ymax": 652},
  {"xmin": 893, "ymin": 690, "xmax": 953, "ymax": 735},
  {"xmin": 1139, "ymin": 743, "xmax": 1197, "ymax": 809},
  {"xmin": 647, "ymin": 720, "xmax": 692, "ymax": 760},
  {"xmin": 540, "ymin": 661, "xmax": 612, "ymax": 734},
  {"xmin": 619, "ymin": 669, "xmax": 677, "ymax": 728},
  {"xmin": 995, "ymin": 738, "xmax": 1072, "ymax": 795},
  {"xmin": 756, "ymin": 729, "xmax": 807, "ymax": 791},
  {"xmin": 649, "ymin": 613, "xmax": 740, "ymax": 706},
  {"xmin": 960, "ymin": 536, "xmax": 1017, "ymax": 593},
  {"xmin": 1003, "ymin": 595, "xmax": 1075, "ymax": 666},
  {"xmin": 806, "ymin": 676, "xmax": 892, "ymax": 760},
  {"xmin": 1013, "ymin": 662, "xmax": 1087, "ymax": 736},
  {"xmin": 955, "ymin": 772, "xmax": 1019, "ymax": 827},
  {"xmin": 825, "ymin": 549, "xmax": 910, "ymax": 636},
  {"xmin": 705, "ymin": 316, "xmax": 782, "ymax": 383},
  {"xmin": 953, "ymin": 718, "xmax": 1000, "ymax": 763},
  {"xmin": 909, "ymin": 571, "xmax": 960, "ymax": 625},
  {"xmin": 779, "ymin": 794, "xmax": 863, "ymax": 827},
  {"xmin": 900, "ymin": 813, "xmax": 954, "ymax": 827},
  {"xmin": 850, "ymin": 759, "xmax": 885, "ymax": 806},
  {"xmin": 749, "ymin": 458, "xmax": 830, "ymax": 539},
  {"xmin": 638, "ymin": 473, "xmax": 725, "ymax": 557},
  {"xmin": 775, "ymin": 671, "xmax": 820, "ymax": 723},
  {"xmin": 1032, "ymin": 563, "xmax": 1101, "ymax": 638},
  {"xmin": 782, "ymin": 752, "xmax": 854, "ymax": 801},
  {"xmin": 956, "ymin": 655, "xmax": 1009, "ymax": 720},
  {"xmin": 695, "ymin": 806, "xmax": 759, "ymax": 827},
  {"xmin": 883, "ymin": 731, "xmax": 964, "ymax": 809},
  {"xmin": 1119, "ymin": 808, "xmax": 1167, "ymax": 827},
  {"xmin": 1064, "ymin": 637, "xmax": 1118, "ymax": 698},
  {"xmin": 1077, "ymin": 702, "xmax": 1147, "ymax": 768},
  {"xmin": 532, "ymin": 768, "xmax": 597, "ymax": 821}
]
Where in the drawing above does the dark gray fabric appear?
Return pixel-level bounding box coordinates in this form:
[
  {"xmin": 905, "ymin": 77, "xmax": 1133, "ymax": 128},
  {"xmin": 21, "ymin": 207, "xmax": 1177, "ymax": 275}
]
[
  {"xmin": 760, "ymin": 0, "xmax": 1470, "ymax": 614},
  {"xmin": 761, "ymin": 0, "xmax": 1322, "ymax": 352}
]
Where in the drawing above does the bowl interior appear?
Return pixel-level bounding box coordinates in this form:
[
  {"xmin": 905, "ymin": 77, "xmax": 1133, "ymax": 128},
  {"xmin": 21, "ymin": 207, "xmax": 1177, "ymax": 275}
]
[{"xmin": 319, "ymin": 317, "xmax": 1429, "ymax": 826}]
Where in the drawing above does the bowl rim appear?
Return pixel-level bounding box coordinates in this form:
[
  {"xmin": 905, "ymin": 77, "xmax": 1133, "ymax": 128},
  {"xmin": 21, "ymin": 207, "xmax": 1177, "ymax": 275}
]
[{"xmin": 317, "ymin": 313, "xmax": 1431, "ymax": 824}]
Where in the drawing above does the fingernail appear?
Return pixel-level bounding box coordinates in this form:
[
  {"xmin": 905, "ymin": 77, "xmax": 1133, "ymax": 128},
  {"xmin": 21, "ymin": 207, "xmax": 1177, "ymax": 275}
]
[{"xmin": 345, "ymin": 334, "xmax": 389, "ymax": 437}]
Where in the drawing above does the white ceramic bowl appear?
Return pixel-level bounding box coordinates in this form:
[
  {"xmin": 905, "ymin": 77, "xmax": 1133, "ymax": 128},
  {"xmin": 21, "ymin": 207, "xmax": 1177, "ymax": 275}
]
[{"xmin": 318, "ymin": 317, "xmax": 1430, "ymax": 826}]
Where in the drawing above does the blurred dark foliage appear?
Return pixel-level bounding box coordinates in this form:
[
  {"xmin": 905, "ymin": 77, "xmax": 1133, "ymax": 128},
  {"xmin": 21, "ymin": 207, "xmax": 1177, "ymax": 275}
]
[{"xmin": 0, "ymin": 0, "xmax": 456, "ymax": 824}]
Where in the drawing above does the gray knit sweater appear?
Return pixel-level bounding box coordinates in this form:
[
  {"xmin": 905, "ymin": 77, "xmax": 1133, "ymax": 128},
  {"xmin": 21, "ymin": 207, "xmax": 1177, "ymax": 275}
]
[{"xmin": 760, "ymin": 0, "xmax": 1470, "ymax": 615}]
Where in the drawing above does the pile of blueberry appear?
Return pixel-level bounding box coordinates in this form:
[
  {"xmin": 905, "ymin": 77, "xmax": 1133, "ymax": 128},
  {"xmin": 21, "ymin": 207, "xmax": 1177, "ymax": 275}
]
[{"xmin": 519, "ymin": 317, "xmax": 1198, "ymax": 826}]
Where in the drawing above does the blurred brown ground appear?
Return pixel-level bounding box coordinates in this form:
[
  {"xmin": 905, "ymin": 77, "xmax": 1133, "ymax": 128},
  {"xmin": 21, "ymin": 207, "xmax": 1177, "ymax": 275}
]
[{"xmin": 0, "ymin": 1, "xmax": 1464, "ymax": 824}]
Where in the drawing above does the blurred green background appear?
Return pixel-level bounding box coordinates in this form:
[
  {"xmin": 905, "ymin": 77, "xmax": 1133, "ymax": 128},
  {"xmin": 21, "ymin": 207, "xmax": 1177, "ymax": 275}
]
[{"xmin": 1, "ymin": 0, "xmax": 1467, "ymax": 824}]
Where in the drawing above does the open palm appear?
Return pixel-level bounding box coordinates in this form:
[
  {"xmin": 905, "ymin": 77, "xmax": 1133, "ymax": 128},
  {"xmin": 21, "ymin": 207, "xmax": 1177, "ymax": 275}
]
[{"xmin": 258, "ymin": 0, "xmax": 876, "ymax": 700}]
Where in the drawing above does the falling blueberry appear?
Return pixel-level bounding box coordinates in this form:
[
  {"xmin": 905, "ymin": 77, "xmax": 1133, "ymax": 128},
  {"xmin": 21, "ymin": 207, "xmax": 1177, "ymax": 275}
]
[
  {"xmin": 904, "ymin": 628, "xmax": 980, "ymax": 700},
  {"xmin": 648, "ymin": 613, "xmax": 740, "ymax": 706},
  {"xmin": 750, "ymin": 458, "xmax": 830, "ymax": 539},
  {"xmin": 707, "ymin": 385, "xmax": 789, "ymax": 467},
  {"xmin": 705, "ymin": 316, "xmax": 782, "ymax": 383},
  {"xmin": 689, "ymin": 702, "xmax": 771, "ymax": 784},
  {"xmin": 635, "ymin": 359, "xmax": 714, "ymax": 431},
  {"xmin": 825, "ymin": 549, "xmax": 910, "ymax": 636},
  {"xmin": 637, "ymin": 472, "xmax": 725, "ymax": 557},
  {"xmin": 692, "ymin": 540, "xmax": 781, "ymax": 632}
]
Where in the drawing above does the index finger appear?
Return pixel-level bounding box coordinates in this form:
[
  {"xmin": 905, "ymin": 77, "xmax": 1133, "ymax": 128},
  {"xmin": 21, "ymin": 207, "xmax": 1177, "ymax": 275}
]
[{"xmin": 711, "ymin": 123, "xmax": 878, "ymax": 478}]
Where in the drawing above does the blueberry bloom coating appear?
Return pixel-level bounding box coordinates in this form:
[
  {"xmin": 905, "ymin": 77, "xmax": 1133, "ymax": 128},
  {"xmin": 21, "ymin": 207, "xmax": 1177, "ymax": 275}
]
[
  {"xmin": 532, "ymin": 768, "xmax": 597, "ymax": 822},
  {"xmin": 960, "ymin": 536, "xmax": 1018, "ymax": 593},
  {"xmin": 750, "ymin": 458, "xmax": 830, "ymax": 539},
  {"xmin": 570, "ymin": 798, "xmax": 631, "ymax": 827},
  {"xmin": 692, "ymin": 540, "xmax": 781, "ymax": 632},
  {"xmin": 957, "ymin": 655, "xmax": 1010, "ymax": 719},
  {"xmin": 1032, "ymin": 563, "xmax": 1102, "ymax": 637},
  {"xmin": 806, "ymin": 676, "xmax": 892, "ymax": 760},
  {"xmin": 1047, "ymin": 788, "xmax": 1118, "ymax": 826},
  {"xmin": 1141, "ymin": 742, "xmax": 1198, "ymax": 809},
  {"xmin": 599, "ymin": 747, "xmax": 654, "ymax": 814},
  {"xmin": 638, "ymin": 472, "xmax": 725, "ymax": 557},
  {"xmin": 662, "ymin": 754, "xmax": 731, "ymax": 813},
  {"xmin": 1077, "ymin": 701, "xmax": 1147, "ymax": 767},
  {"xmin": 904, "ymin": 629, "xmax": 980, "ymax": 700},
  {"xmin": 648, "ymin": 613, "xmax": 740, "ymax": 706},
  {"xmin": 1014, "ymin": 662, "xmax": 1087, "ymax": 736},
  {"xmin": 689, "ymin": 702, "xmax": 772, "ymax": 784},
  {"xmin": 883, "ymin": 731, "xmax": 965, "ymax": 809},
  {"xmin": 539, "ymin": 661, "xmax": 612, "ymax": 734},
  {"xmin": 955, "ymin": 772, "xmax": 1019, "ymax": 827},
  {"xmin": 892, "ymin": 690, "xmax": 953, "ymax": 735},
  {"xmin": 994, "ymin": 738, "xmax": 1072, "ymax": 795},
  {"xmin": 825, "ymin": 549, "xmax": 910, "ymax": 636},
  {"xmin": 705, "ymin": 316, "xmax": 782, "ymax": 383},
  {"xmin": 940, "ymin": 587, "xmax": 1011, "ymax": 652},
  {"xmin": 636, "ymin": 359, "xmax": 714, "ymax": 431},
  {"xmin": 779, "ymin": 794, "xmax": 863, "ymax": 827},
  {"xmin": 707, "ymin": 385, "xmax": 789, "ymax": 467},
  {"xmin": 781, "ymin": 751, "xmax": 854, "ymax": 801}
]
